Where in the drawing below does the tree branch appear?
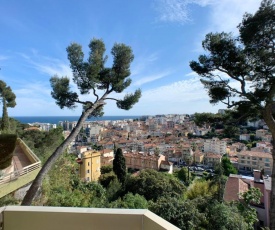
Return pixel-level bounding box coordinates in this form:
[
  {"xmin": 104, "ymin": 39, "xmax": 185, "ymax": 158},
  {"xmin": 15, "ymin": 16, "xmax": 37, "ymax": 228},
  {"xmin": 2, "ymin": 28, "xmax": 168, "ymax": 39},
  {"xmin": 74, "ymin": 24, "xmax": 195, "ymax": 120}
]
[
  {"xmin": 104, "ymin": 97, "xmax": 119, "ymax": 102},
  {"xmin": 217, "ymin": 67, "xmax": 246, "ymax": 94},
  {"xmin": 92, "ymin": 88, "xmax": 99, "ymax": 101}
]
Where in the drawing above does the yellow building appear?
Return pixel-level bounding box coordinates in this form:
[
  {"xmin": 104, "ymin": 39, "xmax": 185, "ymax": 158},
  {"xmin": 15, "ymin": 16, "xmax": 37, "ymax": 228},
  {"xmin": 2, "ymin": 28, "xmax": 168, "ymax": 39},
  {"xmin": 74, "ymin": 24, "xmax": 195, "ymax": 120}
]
[{"xmin": 78, "ymin": 150, "xmax": 101, "ymax": 182}]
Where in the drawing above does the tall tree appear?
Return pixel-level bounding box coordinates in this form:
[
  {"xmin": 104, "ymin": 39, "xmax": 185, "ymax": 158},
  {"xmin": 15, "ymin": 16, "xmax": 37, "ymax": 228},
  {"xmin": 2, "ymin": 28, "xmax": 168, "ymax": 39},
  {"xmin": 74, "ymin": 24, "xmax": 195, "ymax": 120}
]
[
  {"xmin": 221, "ymin": 156, "xmax": 237, "ymax": 176},
  {"xmin": 0, "ymin": 80, "xmax": 16, "ymax": 132},
  {"xmin": 22, "ymin": 38, "xmax": 141, "ymax": 205},
  {"xmin": 190, "ymin": 1, "xmax": 275, "ymax": 228},
  {"xmin": 113, "ymin": 148, "xmax": 126, "ymax": 184}
]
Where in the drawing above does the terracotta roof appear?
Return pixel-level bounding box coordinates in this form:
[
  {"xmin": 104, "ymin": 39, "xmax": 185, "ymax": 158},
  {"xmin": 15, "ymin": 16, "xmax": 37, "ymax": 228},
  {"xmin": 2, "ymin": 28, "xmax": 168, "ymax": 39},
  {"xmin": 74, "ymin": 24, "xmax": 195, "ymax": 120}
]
[
  {"xmin": 238, "ymin": 151, "xmax": 272, "ymax": 158},
  {"xmin": 224, "ymin": 175, "xmax": 250, "ymax": 202}
]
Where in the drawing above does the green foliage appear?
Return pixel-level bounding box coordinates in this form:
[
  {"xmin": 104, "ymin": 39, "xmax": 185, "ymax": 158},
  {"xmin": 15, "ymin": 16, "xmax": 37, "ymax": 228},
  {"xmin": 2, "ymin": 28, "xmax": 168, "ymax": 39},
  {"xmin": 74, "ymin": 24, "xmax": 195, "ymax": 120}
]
[
  {"xmin": 206, "ymin": 202, "xmax": 249, "ymax": 230},
  {"xmin": 50, "ymin": 38, "xmax": 141, "ymax": 114},
  {"xmin": 221, "ymin": 156, "xmax": 237, "ymax": 176},
  {"xmin": 113, "ymin": 148, "xmax": 126, "ymax": 184},
  {"xmin": 177, "ymin": 167, "xmax": 191, "ymax": 184},
  {"xmin": 100, "ymin": 165, "xmax": 113, "ymax": 174},
  {"xmin": 125, "ymin": 169, "xmax": 185, "ymax": 201},
  {"xmin": 185, "ymin": 179, "xmax": 218, "ymax": 200},
  {"xmin": 0, "ymin": 80, "xmax": 16, "ymax": 132},
  {"xmin": 43, "ymin": 154, "xmax": 107, "ymax": 208},
  {"xmin": 223, "ymin": 125, "xmax": 240, "ymax": 138},
  {"xmin": 210, "ymin": 163, "xmax": 228, "ymax": 202},
  {"xmin": 109, "ymin": 193, "xmax": 148, "ymax": 209},
  {"xmin": 149, "ymin": 196, "xmax": 207, "ymax": 230},
  {"xmin": 193, "ymin": 112, "xmax": 225, "ymax": 127},
  {"xmin": 19, "ymin": 127, "xmax": 64, "ymax": 163},
  {"xmin": 237, "ymin": 188, "xmax": 263, "ymax": 229},
  {"xmin": 0, "ymin": 194, "xmax": 19, "ymax": 206},
  {"xmin": 106, "ymin": 177, "xmax": 122, "ymax": 202},
  {"xmin": 98, "ymin": 171, "xmax": 117, "ymax": 188},
  {"xmin": 9, "ymin": 118, "xmax": 29, "ymax": 136},
  {"xmin": 0, "ymin": 134, "xmax": 17, "ymax": 169}
]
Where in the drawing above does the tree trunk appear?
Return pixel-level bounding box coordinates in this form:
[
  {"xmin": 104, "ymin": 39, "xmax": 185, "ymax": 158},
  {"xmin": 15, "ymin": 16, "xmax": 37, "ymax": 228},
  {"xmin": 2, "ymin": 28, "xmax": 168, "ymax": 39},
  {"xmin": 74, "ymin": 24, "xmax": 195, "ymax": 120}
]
[
  {"xmin": 1, "ymin": 98, "xmax": 9, "ymax": 131},
  {"xmin": 21, "ymin": 101, "xmax": 104, "ymax": 206},
  {"xmin": 262, "ymin": 105, "xmax": 275, "ymax": 229}
]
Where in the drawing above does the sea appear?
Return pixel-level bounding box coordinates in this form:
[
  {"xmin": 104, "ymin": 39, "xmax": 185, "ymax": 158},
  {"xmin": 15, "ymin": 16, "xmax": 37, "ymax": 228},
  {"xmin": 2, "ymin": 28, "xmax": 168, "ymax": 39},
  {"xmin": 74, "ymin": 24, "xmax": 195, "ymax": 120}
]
[{"xmin": 12, "ymin": 116, "xmax": 142, "ymax": 125}]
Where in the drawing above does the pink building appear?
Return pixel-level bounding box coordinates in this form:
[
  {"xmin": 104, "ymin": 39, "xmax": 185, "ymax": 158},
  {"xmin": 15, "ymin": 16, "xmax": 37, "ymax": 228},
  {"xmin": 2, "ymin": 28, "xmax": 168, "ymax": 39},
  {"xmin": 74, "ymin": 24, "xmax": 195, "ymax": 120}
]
[{"xmin": 224, "ymin": 170, "xmax": 271, "ymax": 228}]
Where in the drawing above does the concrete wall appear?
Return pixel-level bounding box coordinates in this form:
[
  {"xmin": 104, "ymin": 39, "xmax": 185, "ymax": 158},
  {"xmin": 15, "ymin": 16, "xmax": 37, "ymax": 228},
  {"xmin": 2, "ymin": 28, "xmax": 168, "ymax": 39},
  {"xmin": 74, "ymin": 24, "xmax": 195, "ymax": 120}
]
[
  {"xmin": 1, "ymin": 206, "xmax": 180, "ymax": 230},
  {"xmin": 17, "ymin": 139, "xmax": 39, "ymax": 164}
]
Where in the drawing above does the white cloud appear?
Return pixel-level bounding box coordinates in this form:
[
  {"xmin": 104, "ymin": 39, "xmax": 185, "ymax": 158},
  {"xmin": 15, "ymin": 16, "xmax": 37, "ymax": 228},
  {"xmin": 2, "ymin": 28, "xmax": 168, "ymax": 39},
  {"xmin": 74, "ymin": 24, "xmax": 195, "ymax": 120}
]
[
  {"xmin": 153, "ymin": 0, "xmax": 216, "ymax": 24},
  {"xmin": 154, "ymin": 0, "xmax": 191, "ymax": 24},
  {"xmin": 0, "ymin": 55, "xmax": 9, "ymax": 61},
  {"xmin": 133, "ymin": 71, "xmax": 171, "ymax": 86},
  {"xmin": 22, "ymin": 55, "xmax": 72, "ymax": 78},
  {"xmin": 143, "ymin": 76, "xmax": 205, "ymax": 102},
  {"xmin": 191, "ymin": 1, "xmax": 260, "ymax": 53},
  {"xmin": 131, "ymin": 52, "xmax": 159, "ymax": 76},
  {"xmin": 154, "ymin": 0, "xmax": 260, "ymax": 28},
  {"xmin": 207, "ymin": 0, "xmax": 260, "ymax": 34}
]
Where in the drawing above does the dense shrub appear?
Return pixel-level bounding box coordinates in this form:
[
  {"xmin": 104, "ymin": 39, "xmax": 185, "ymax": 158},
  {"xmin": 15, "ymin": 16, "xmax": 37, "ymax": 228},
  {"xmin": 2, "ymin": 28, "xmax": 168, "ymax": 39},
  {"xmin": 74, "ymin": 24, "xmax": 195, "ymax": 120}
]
[{"xmin": 0, "ymin": 134, "xmax": 17, "ymax": 169}]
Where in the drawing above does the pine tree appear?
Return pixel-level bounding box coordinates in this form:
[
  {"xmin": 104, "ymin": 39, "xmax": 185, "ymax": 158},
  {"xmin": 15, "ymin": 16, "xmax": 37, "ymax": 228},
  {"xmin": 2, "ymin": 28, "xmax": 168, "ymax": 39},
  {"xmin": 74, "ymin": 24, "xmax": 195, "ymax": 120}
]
[{"xmin": 22, "ymin": 38, "xmax": 141, "ymax": 205}]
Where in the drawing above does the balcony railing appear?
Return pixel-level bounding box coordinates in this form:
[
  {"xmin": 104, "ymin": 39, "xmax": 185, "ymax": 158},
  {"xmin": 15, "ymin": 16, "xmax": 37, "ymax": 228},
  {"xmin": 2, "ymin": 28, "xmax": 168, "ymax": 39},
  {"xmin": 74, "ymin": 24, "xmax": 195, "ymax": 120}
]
[
  {"xmin": 0, "ymin": 206, "xmax": 180, "ymax": 230},
  {"xmin": 0, "ymin": 138, "xmax": 41, "ymax": 198},
  {"xmin": 0, "ymin": 162, "xmax": 41, "ymax": 185}
]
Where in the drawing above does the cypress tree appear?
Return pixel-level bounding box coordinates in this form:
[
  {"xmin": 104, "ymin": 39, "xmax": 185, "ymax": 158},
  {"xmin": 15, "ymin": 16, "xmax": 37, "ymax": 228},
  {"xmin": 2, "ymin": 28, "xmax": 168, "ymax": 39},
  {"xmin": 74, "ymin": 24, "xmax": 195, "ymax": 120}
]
[
  {"xmin": 0, "ymin": 80, "xmax": 16, "ymax": 132},
  {"xmin": 113, "ymin": 148, "xmax": 126, "ymax": 184}
]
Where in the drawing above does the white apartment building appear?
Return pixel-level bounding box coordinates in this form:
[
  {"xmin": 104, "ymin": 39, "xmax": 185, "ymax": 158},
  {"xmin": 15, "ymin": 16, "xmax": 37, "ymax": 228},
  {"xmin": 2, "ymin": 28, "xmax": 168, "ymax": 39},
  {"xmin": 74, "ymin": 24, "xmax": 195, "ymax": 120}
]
[{"xmin": 204, "ymin": 137, "xmax": 227, "ymax": 155}]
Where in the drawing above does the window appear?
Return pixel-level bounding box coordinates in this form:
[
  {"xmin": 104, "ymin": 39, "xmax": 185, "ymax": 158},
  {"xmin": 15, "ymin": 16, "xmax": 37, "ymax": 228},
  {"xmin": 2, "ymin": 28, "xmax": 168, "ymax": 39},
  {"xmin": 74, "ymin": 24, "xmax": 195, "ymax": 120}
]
[
  {"xmin": 265, "ymin": 163, "xmax": 270, "ymax": 167},
  {"xmin": 252, "ymin": 162, "xmax": 256, "ymax": 165},
  {"xmin": 87, "ymin": 169, "xmax": 90, "ymax": 174},
  {"xmin": 88, "ymin": 162, "xmax": 90, "ymax": 166},
  {"xmin": 247, "ymin": 157, "xmax": 250, "ymax": 159},
  {"xmin": 241, "ymin": 160, "xmax": 245, "ymax": 164},
  {"xmin": 259, "ymin": 158, "xmax": 262, "ymax": 161},
  {"xmin": 246, "ymin": 161, "xmax": 250, "ymax": 164},
  {"xmin": 86, "ymin": 177, "xmax": 90, "ymax": 182},
  {"xmin": 265, "ymin": 158, "xmax": 270, "ymax": 162},
  {"xmin": 252, "ymin": 157, "xmax": 257, "ymax": 160}
]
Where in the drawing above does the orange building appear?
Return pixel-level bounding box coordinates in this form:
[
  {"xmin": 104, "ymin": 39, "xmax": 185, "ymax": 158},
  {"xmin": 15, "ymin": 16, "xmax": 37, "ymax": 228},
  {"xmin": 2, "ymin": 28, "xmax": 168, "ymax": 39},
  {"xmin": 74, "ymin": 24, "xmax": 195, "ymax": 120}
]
[
  {"xmin": 124, "ymin": 152, "xmax": 166, "ymax": 171},
  {"xmin": 78, "ymin": 150, "xmax": 101, "ymax": 182}
]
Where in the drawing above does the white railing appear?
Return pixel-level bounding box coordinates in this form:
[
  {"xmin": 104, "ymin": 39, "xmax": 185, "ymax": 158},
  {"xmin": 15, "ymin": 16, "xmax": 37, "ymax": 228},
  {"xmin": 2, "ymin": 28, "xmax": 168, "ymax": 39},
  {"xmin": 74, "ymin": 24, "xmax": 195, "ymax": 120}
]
[
  {"xmin": 0, "ymin": 162, "xmax": 41, "ymax": 186},
  {"xmin": 0, "ymin": 139, "xmax": 41, "ymax": 186}
]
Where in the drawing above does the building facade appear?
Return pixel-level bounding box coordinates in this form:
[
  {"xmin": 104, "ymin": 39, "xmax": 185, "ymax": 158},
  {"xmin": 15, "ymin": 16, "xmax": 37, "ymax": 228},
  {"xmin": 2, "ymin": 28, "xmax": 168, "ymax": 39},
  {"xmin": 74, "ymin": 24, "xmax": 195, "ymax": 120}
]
[
  {"xmin": 204, "ymin": 138, "xmax": 227, "ymax": 155},
  {"xmin": 237, "ymin": 151, "xmax": 273, "ymax": 175},
  {"xmin": 78, "ymin": 150, "xmax": 101, "ymax": 182}
]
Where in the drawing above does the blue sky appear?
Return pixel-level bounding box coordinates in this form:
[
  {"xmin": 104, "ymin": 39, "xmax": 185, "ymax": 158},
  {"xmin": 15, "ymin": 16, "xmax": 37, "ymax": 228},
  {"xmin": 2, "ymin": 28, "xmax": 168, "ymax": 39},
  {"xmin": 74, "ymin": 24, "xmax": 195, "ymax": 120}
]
[{"xmin": 1, "ymin": 0, "xmax": 261, "ymax": 116}]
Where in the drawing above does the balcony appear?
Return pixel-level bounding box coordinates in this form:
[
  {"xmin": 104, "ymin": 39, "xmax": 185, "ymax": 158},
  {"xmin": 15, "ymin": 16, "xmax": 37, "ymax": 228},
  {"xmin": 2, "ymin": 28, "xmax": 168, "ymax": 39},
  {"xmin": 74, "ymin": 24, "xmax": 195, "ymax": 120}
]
[
  {"xmin": 0, "ymin": 138, "xmax": 41, "ymax": 198},
  {"xmin": 0, "ymin": 206, "xmax": 180, "ymax": 230}
]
